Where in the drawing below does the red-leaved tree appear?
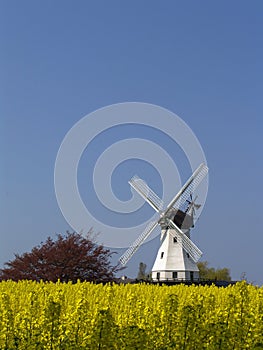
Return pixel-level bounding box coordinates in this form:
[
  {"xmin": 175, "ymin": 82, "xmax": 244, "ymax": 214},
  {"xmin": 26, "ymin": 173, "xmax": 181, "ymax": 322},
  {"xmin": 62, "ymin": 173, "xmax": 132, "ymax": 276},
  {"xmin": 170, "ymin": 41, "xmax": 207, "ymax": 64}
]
[{"xmin": 0, "ymin": 231, "xmax": 119, "ymax": 282}]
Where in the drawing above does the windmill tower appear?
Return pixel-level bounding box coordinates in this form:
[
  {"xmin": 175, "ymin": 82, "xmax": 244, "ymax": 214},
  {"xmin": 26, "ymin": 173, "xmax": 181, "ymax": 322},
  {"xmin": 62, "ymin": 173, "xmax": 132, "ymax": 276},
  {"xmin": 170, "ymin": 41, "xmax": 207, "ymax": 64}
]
[{"xmin": 119, "ymin": 163, "xmax": 208, "ymax": 282}]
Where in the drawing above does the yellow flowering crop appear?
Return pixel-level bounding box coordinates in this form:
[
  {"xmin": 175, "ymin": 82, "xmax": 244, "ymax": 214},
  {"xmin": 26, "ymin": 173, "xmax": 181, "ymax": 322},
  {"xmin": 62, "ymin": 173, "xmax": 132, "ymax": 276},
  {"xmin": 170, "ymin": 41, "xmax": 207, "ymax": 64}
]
[{"xmin": 0, "ymin": 280, "xmax": 262, "ymax": 349}]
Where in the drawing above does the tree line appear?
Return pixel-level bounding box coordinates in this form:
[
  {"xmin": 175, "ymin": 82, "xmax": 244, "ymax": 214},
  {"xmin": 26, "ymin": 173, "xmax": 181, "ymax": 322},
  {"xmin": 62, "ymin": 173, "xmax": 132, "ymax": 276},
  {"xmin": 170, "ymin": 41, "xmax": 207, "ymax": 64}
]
[
  {"xmin": 1, "ymin": 231, "xmax": 231, "ymax": 282},
  {"xmin": 136, "ymin": 261, "xmax": 231, "ymax": 281}
]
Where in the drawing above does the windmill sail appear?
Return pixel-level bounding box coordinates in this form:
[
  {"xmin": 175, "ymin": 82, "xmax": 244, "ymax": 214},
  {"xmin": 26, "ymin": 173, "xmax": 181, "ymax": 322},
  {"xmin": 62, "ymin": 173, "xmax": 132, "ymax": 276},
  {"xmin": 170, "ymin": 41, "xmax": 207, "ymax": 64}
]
[
  {"xmin": 129, "ymin": 175, "xmax": 163, "ymax": 212},
  {"xmin": 119, "ymin": 163, "xmax": 208, "ymax": 268},
  {"xmin": 168, "ymin": 219, "xmax": 202, "ymax": 262},
  {"xmin": 165, "ymin": 163, "xmax": 208, "ymax": 214},
  {"xmin": 119, "ymin": 221, "xmax": 159, "ymax": 266}
]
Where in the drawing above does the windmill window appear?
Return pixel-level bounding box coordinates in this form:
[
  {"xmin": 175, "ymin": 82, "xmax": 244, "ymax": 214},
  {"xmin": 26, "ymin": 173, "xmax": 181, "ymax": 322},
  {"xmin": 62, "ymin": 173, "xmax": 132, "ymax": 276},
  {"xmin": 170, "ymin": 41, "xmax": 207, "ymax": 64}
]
[
  {"xmin": 160, "ymin": 252, "xmax": 164, "ymax": 259},
  {"xmin": 172, "ymin": 271, "xmax": 178, "ymax": 279},
  {"xmin": 190, "ymin": 271, "xmax": 194, "ymax": 281},
  {"xmin": 173, "ymin": 237, "xmax": 177, "ymax": 243},
  {"xmin": 186, "ymin": 253, "xmax": 190, "ymax": 258}
]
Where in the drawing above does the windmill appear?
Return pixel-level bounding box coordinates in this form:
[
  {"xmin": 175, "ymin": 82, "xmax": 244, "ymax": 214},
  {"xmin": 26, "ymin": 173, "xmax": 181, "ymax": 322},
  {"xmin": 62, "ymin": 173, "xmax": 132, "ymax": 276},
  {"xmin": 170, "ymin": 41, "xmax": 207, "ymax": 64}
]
[{"xmin": 119, "ymin": 163, "xmax": 208, "ymax": 281}]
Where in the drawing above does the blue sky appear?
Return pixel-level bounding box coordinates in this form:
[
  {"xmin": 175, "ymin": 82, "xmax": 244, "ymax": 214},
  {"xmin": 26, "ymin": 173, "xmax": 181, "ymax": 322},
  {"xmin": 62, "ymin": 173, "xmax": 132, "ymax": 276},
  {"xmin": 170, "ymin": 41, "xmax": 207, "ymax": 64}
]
[{"xmin": 1, "ymin": 1, "xmax": 263, "ymax": 284}]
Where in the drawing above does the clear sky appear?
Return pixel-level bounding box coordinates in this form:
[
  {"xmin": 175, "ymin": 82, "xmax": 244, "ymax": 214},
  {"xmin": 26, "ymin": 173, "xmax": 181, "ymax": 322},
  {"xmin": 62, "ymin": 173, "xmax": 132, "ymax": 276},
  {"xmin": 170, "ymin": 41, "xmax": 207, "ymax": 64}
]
[{"xmin": 1, "ymin": 1, "xmax": 263, "ymax": 284}]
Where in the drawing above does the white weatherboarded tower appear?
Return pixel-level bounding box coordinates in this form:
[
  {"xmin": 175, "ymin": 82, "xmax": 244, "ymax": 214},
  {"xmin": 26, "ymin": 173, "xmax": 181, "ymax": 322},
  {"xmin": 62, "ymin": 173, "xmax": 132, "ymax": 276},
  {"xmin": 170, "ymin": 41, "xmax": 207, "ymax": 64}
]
[
  {"xmin": 119, "ymin": 163, "xmax": 208, "ymax": 282},
  {"xmin": 151, "ymin": 227, "xmax": 199, "ymax": 282}
]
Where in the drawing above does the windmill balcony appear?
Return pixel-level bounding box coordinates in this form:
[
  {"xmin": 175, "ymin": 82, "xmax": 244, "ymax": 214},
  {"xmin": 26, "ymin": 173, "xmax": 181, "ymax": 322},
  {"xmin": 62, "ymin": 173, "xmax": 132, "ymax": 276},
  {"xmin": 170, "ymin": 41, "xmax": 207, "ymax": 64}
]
[{"xmin": 152, "ymin": 270, "xmax": 199, "ymax": 282}]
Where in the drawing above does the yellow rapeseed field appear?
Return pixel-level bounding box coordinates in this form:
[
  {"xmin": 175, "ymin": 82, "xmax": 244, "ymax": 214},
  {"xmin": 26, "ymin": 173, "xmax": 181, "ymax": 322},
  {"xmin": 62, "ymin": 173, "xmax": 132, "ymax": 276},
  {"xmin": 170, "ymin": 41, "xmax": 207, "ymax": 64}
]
[{"xmin": 0, "ymin": 281, "xmax": 262, "ymax": 349}]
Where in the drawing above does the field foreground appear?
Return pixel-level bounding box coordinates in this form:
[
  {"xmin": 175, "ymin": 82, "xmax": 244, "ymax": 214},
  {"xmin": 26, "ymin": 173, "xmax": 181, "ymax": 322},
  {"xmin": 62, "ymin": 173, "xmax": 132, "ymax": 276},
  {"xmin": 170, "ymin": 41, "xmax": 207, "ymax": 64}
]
[{"xmin": 0, "ymin": 281, "xmax": 263, "ymax": 349}]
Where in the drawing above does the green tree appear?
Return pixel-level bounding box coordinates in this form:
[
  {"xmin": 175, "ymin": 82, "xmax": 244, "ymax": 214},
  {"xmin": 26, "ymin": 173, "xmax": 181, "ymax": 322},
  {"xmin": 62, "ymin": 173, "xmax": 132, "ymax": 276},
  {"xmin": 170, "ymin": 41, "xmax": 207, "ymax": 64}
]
[
  {"xmin": 197, "ymin": 261, "xmax": 231, "ymax": 281},
  {"xmin": 136, "ymin": 262, "xmax": 151, "ymax": 281}
]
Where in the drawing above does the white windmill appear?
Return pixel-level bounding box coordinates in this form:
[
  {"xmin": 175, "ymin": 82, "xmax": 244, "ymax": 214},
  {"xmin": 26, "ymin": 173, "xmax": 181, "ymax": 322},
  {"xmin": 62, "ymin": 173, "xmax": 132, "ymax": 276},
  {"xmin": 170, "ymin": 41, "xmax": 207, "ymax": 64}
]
[{"xmin": 119, "ymin": 163, "xmax": 208, "ymax": 282}]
